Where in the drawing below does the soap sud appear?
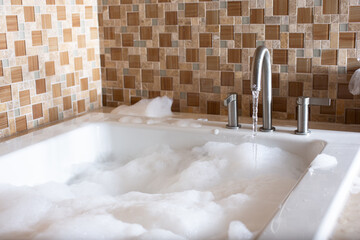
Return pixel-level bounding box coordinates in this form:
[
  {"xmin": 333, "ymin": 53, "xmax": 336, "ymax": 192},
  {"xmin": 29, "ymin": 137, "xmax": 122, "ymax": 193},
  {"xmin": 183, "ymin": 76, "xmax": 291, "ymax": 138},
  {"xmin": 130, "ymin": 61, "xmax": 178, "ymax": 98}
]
[
  {"xmin": 228, "ymin": 221, "xmax": 253, "ymax": 240},
  {"xmin": 350, "ymin": 176, "xmax": 360, "ymax": 194},
  {"xmin": 197, "ymin": 118, "xmax": 208, "ymax": 122},
  {"xmin": 118, "ymin": 116, "xmax": 143, "ymax": 124},
  {"xmin": 213, "ymin": 129, "xmax": 220, "ymax": 135},
  {"xmin": 174, "ymin": 119, "xmax": 202, "ymax": 128},
  {"xmin": 308, "ymin": 153, "xmax": 337, "ymax": 174},
  {"xmin": 0, "ymin": 142, "xmax": 306, "ymax": 239},
  {"xmin": 111, "ymin": 96, "xmax": 173, "ymax": 118},
  {"xmin": 349, "ymin": 68, "xmax": 360, "ymax": 95}
]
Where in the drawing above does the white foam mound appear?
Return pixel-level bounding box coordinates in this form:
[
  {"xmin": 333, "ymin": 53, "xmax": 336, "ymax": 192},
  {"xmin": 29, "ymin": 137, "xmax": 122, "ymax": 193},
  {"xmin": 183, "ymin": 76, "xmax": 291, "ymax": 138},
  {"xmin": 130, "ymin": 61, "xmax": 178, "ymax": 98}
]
[
  {"xmin": 0, "ymin": 142, "xmax": 307, "ymax": 239},
  {"xmin": 309, "ymin": 153, "xmax": 337, "ymax": 174},
  {"xmin": 111, "ymin": 96, "xmax": 173, "ymax": 118}
]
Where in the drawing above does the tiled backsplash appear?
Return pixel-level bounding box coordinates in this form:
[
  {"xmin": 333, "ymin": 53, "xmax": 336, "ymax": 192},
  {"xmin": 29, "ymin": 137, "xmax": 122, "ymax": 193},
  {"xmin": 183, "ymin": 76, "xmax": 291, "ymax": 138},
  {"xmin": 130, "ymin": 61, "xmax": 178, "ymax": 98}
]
[
  {"xmin": 100, "ymin": 0, "xmax": 360, "ymax": 125},
  {"xmin": 0, "ymin": 0, "xmax": 101, "ymax": 137}
]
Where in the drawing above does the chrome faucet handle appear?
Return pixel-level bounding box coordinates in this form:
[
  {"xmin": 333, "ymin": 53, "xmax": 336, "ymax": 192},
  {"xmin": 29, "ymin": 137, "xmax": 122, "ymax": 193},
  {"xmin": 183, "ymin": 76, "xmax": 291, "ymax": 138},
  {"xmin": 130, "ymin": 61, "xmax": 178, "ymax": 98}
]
[
  {"xmin": 224, "ymin": 93, "xmax": 240, "ymax": 129},
  {"xmin": 295, "ymin": 97, "xmax": 331, "ymax": 135}
]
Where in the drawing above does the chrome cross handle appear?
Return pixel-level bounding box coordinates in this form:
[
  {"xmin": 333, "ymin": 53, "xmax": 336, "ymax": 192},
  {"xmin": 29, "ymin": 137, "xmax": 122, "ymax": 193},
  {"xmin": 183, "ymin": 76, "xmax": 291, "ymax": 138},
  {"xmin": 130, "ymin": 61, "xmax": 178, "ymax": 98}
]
[{"xmin": 295, "ymin": 97, "xmax": 331, "ymax": 135}]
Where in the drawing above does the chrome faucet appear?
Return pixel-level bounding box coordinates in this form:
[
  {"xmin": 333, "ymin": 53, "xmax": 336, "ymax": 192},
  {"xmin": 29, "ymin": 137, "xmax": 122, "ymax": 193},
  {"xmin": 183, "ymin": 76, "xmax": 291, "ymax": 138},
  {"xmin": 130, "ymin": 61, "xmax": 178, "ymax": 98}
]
[{"xmin": 251, "ymin": 46, "xmax": 275, "ymax": 132}]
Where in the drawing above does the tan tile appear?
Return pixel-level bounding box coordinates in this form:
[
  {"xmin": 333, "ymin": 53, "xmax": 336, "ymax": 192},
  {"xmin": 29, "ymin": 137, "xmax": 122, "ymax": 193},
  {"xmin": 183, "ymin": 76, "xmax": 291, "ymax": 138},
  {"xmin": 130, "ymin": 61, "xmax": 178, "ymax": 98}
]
[
  {"xmin": 77, "ymin": 99, "xmax": 85, "ymax": 113},
  {"xmin": 265, "ymin": 25, "xmax": 280, "ymax": 40},
  {"xmin": 60, "ymin": 51, "xmax": 69, "ymax": 65},
  {"xmin": 0, "ymin": 33, "xmax": 7, "ymax": 50},
  {"xmin": 49, "ymin": 107, "xmax": 58, "ymax": 122},
  {"xmin": 6, "ymin": 16, "xmax": 18, "ymax": 32},
  {"xmin": 128, "ymin": 12, "xmax": 140, "ymax": 26},
  {"xmin": 250, "ymin": 9, "xmax": 264, "ymax": 24},
  {"xmin": 273, "ymin": 0, "xmax": 288, "ymax": 15},
  {"xmin": 28, "ymin": 55, "xmax": 39, "ymax": 72},
  {"xmin": 63, "ymin": 96, "xmax": 72, "ymax": 110},
  {"xmin": 90, "ymin": 89, "xmax": 97, "ymax": 103},
  {"xmin": 57, "ymin": 6, "xmax": 66, "ymax": 20},
  {"xmin": 14, "ymin": 40, "xmax": 26, "ymax": 56},
  {"xmin": 339, "ymin": 32, "xmax": 356, "ymax": 48},
  {"xmin": 63, "ymin": 29, "xmax": 72, "ymax": 42},
  {"xmin": 0, "ymin": 85, "xmax": 12, "ymax": 103},
  {"xmin": 11, "ymin": 66, "xmax": 22, "ymax": 83},
  {"xmin": 24, "ymin": 6, "xmax": 35, "ymax": 22},
  {"xmin": 72, "ymin": 13, "xmax": 80, "ymax": 27},
  {"xmin": 321, "ymin": 50, "xmax": 337, "ymax": 65},
  {"xmin": 0, "ymin": 113, "xmax": 8, "ymax": 129},
  {"xmin": 48, "ymin": 37, "xmax": 58, "ymax": 51},
  {"xmin": 80, "ymin": 78, "xmax": 88, "ymax": 91},
  {"xmin": 45, "ymin": 61, "xmax": 55, "ymax": 76},
  {"xmin": 41, "ymin": 14, "xmax": 52, "ymax": 29},
  {"xmin": 36, "ymin": 78, "xmax": 46, "ymax": 94},
  {"xmin": 52, "ymin": 83, "xmax": 61, "ymax": 98},
  {"xmin": 20, "ymin": 90, "xmax": 30, "ymax": 107},
  {"xmin": 313, "ymin": 24, "xmax": 329, "ymax": 40},
  {"xmin": 228, "ymin": 1, "xmax": 241, "ymax": 16},
  {"xmin": 74, "ymin": 57, "xmax": 83, "ymax": 71},
  {"xmin": 323, "ymin": 0, "xmax": 338, "ymax": 14},
  {"xmin": 15, "ymin": 116, "xmax": 27, "ymax": 132}
]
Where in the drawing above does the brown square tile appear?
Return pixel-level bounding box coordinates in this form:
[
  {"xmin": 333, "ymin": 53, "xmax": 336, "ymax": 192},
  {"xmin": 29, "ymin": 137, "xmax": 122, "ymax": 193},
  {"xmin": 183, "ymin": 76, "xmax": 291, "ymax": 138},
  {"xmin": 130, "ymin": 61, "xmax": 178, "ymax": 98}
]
[
  {"xmin": 187, "ymin": 93, "xmax": 199, "ymax": 107},
  {"xmin": 207, "ymin": 101, "xmax": 220, "ymax": 115},
  {"xmin": 313, "ymin": 24, "xmax": 329, "ymax": 40},
  {"xmin": 180, "ymin": 70, "xmax": 193, "ymax": 84},
  {"xmin": 199, "ymin": 33, "xmax": 212, "ymax": 47},
  {"xmin": 142, "ymin": 69, "xmax": 154, "ymax": 82},
  {"xmin": 323, "ymin": 0, "xmax": 338, "ymax": 14},
  {"xmin": 221, "ymin": 25, "xmax": 234, "ymax": 40},
  {"xmin": 60, "ymin": 51, "xmax": 69, "ymax": 65},
  {"xmin": 11, "ymin": 66, "xmax": 22, "ymax": 83},
  {"xmin": 32, "ymin": 103, "xmax": 43, "ymax": 119},
  {"xmin": 0, "ymin": 33, "xmax": 7, "ymax": 49},
  {"xmin": 28, "ymin": 55, "xmax": 39, "ymax": 72},
  {"xmin": 0, "ymin": 85, "xmax": 12, "ymax": 103},
  {"xmin": 80, "ymin": 78, "xmax": 88, "ymax": 91},
  {"xmin": 273, "ymin": 49, "xmax": 288, "ymax": 64},
  {"xmin": 288, "ymin": 82, "xmax": 303, "ymax": 97},
  {"xmin": 45, "ymin": 61, "xmax": 55, "ymax": 76},
  {"xmin": 0, "ymin": 61, "xmax": 2, "ymax": 77},
  {"xmin": 14, "ymin": 40, "xmax": 26, "ymax": 56},
  {"xmin": 111, "ymin": 48, "xmax": 122, "ymax": 61},
  {"xmin": 242, "ymin": 33, "xmax": 256, "ymax": 48},
  {"xmin": 165, "ymin": 11, "xmax": 177, "ymax": 25},
  {"xmin": 250, "ymin": 9, "xmax": 264, "ymax": 24},
  {"xmin": 206, "ymin": 10, "xmax": 219, "ymax": 25},
  {"xmin": 24, "ymin": 6, "xmax": 35, "ymax": 22},
  {"xmin": 149, "ymin": 91, "xmax": 160, "ymax": 99},
  {"xmin": 41, "ymin": 14, "xmax": 52, "ymax": 29},
  {"xmin": 289, "ymin": 33, "xmax": 304, "ymax": 48},
  {"xmin": 161, "ymin": 77, "xmax": 173, "ymax": 90},
  {"xmin": 129, "ymin": 55, "xmax": 141, "ymax": 68},
  {"xmin": 207, "ymin": 56, "xmax": 220, "ymax": 70},
  {"xmin": 186, "ymin": 49, "xmax": 199, "ymax": 62},
  {"xmin": 48, "ymin": 37, "xmax": 58, "ymax": 51},
  {"xmin": 90, "ymin": 89, "xmax": 97, "ymax": 103},
  {"xmin": 273, "ymin": 0, "xmax": 288, "ymax": 15},
  {"xmin": 313, "ymin": 75, "xmax": 328, "ymax": 90},
  {"xmin": 90, "ymin": 27, "xmax": 98, "ymax": 39},
  {"xmin": 109, "ymin": 6, "xmax": 121, "ymax": 19},
  {"xmin": 63, "ymin": 96, "xmax": 72, "ymax": 110},
  {"xmin": 15, "ymin": 116, "xmax": 27, "ymax": 132},
  {"xmin": 127, "ymin": 12, "xmax": 139, "ymax": 26},
  {"xmin": 339, "ymin": 32, "xmax": 356, "ymax": 48},
  {"xmin": 32, "ymin": 30, "xmax": 42, "ymax": 46},
  {"xmin": 265, "ymin": 25, "xmax": 280, "ymax": 40},
  {"xmin": 337, "ymin": 83, "xmax": 353, "ymax": 99},
  {"xmin": 159, "ymin": 33, "xmax": 172, "ymax": 47},
  {"xmin": 347, "ymin": 58, "xmax": 360, "ymax": 74},
  {"xmin": 36, "ymin": 78, "xmax": 46, "ymax": 94},
  {"xmin": 171, "ymin": 99, "xmax": 180, "ymax": 112},
  {"xmin": 66, "ymin": 73, "xmax": 75, "ymax": 87},
  {"xmin": 46, "ymin": 0, "xmax": 55, "ymax": 4},
  {"xmin": 11, "ymin": 0, "xmax": 22, "ymax": 4},
  {"xmin": 321, "ymin": 50, "xmax": 337, "ymax": 65},
  {"xmin": 147, "ymin": 48, "xmax": 160, "ymax": 62},
  {"xmin": 72, "ymin": 13, "xmax": 80, "ymax": 27},
  {"xmin": 272, "ymin": 73, "xmax": 280, "ymax": 88},
  {"xmin": 0, "ymin": 113, "xmax": 8, "ymax": 129},
  {"xmin": 140, "ymin": 27, "xmax": 152, "ymax": 40},
  {"xmin": 200, "ymin": 78, "xmax": 213, "ymax": 93},
  {"xmin": 77, "ymin": 99, "xmax": 85, "ymax": 113},
  {"xmin": 122, "ymin": 34, "xmax": 134, "ymax": 47},
  {"xmin": 63, "ymin": 29, "xmax": 72, "ymax": 42},
  {"xmin": 297, "ymin": 58, "xmax": 312, "ymax": 73},
  {"xmin": 185, "ymin": 3, "xmax": 198, "ymax": 17},
  {"xmin": 52, "ymin": 83, "xmax": 61, "ymax": 98},
  {"xmin": 221, "ymin": 72, "xmax": 234, "ymax": 86},
  {"xmin": 6, "ymin": 16, "xmax": 18, "ymax": 32},
  {"xmin": 227, "ymin": 1, "xmax": 241, "ymax": 16},
  {"xmin": 179, "ymin": 26, "xmax": 192, "ymax": 40},
  {"xmin": 166, "ymin": 56, "xmax": 179, "ymax": 69},
  {"xmin": 124, "ymin": 76, "xmax": 135, "ymax": 88},
  {"xmin": 104, "ymin": 27, "xmax": 115, "ymax": 40},
  {"xmin": 146, "ymin": 4, "xmax": 158, "ymax": 18},
  {"xmin": 92, "ymin": 68, "xmax": 100, "ymax": 81},
  {"xmin": 273, "ymin": 97, "xmax": 287, "ymax": 112},
  {"xmin": 74, "ymin": 57, "xmax": 83, "ymax": 71},
  {"xmin": 297, "ymin": 8, "xmax": 313, "ymax": 23},
  {"xmin": 106, "ymin": 68, "xmax": 117, "ymax": 81},
  {"xmin": 57, "ymin": 6, "xmax": 66, "ymax": 20},
  {"xmin": 345, "ymin": 109, "xmax": 360, "ymax": 124},
  {"xmin": 349, "ymin": 6, "xmax": 360, "ymax": 22},
  {"xmin": 228, "ymin": 49, "xmax": 241, "ymax": 63},
  {"xmin": 130, "ymin": 96, "xmax": 141, "ymax": 105},
  {"xmin": 49, "ymin": 107, "xmax": 58, "ymax": 122}
]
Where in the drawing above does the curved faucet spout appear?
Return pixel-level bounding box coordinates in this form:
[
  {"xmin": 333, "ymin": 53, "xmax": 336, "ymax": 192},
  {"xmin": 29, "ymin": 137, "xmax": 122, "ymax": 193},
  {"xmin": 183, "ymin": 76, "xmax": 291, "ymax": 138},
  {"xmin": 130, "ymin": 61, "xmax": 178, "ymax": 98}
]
[{"xmin": 250, "ymin": 46, "xmax": 275, "ymax": 132}]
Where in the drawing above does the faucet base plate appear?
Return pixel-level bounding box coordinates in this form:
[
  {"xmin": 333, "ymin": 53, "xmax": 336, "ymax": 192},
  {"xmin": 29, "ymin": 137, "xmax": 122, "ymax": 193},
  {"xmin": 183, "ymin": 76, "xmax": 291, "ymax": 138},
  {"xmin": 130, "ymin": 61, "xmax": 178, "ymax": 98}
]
[
  {"xmin": 260, "ymin": 127, "xmax": 275, "ymax": 132},
  {"xmin": 295, "ymin": 130, "xmax": 311, "ymax": 135},
  {"xmin": 226, "ymin": 124, "xmax": 241, "ymax": 130}
]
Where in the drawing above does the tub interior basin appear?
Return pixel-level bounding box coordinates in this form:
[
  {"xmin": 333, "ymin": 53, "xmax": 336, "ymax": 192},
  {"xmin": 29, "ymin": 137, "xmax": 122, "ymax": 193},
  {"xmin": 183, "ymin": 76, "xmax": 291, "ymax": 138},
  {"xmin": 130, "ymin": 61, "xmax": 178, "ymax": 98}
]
[{"xmin": 0, "ymin": 120, "xmax": 329, "ymax": 239}]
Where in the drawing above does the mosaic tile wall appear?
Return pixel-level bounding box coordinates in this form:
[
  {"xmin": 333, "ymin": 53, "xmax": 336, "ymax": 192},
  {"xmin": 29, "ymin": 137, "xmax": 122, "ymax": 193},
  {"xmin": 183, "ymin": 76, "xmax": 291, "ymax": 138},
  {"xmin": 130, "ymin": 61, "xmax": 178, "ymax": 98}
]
[
  {"xmin": 100, "ymin": 0, "xmax": 360, "ymax": 125},
  {"xmin": 0, "ymin": 0, "xmax": 102, "ymax": 137}
]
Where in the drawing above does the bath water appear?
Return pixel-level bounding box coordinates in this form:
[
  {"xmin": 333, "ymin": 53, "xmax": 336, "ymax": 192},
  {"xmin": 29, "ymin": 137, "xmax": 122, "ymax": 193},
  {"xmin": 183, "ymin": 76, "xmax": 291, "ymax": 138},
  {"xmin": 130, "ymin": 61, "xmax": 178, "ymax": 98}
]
[{"xmin": 0, "ymin": 142, "xmax": 306, "ymax": 240}]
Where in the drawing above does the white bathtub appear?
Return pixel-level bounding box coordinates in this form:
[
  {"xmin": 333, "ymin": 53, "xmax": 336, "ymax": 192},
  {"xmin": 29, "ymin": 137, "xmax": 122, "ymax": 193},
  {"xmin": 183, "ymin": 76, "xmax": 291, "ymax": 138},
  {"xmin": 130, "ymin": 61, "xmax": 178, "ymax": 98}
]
[{"xmin": 0, "ymin": 112, "xmax": 359, "ymax": 239}]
